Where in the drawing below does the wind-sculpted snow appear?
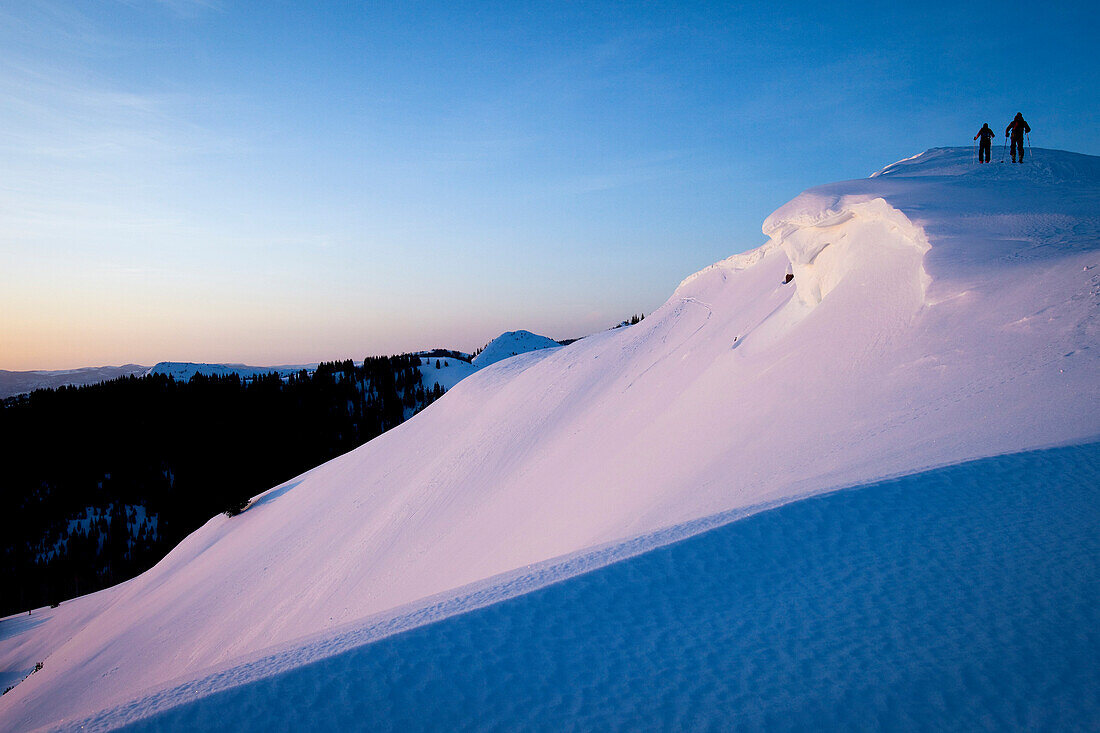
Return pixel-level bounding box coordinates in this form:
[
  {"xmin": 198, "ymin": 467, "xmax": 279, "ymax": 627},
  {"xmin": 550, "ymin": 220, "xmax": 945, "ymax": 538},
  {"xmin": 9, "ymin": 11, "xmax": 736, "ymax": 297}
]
[
  {"xmin": 2, "ymin": 148, "xmax": 1098, "ymax": 731},
  {"xmin": 79, "ymin": 443, "xmax": 1100, "ymax": 731},
  {"xmin": 762, "ymin": 194, "xmax": 931, "ymax": 308}
]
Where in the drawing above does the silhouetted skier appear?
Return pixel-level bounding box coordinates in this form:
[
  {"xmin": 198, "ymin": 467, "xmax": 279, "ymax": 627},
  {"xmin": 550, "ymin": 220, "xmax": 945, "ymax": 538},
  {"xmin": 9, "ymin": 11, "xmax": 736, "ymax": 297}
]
[
  {"xmin": 974, "ymin": 123, "xmax": 995, "ymax": 163},
  {"xmin": 1005, "ymin": 113, "xmax": 1030, "ymax": 163}
]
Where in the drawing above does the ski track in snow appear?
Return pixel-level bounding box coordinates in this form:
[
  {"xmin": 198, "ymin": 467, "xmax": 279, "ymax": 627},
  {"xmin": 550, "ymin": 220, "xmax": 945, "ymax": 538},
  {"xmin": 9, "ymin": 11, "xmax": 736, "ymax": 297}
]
[{"xmin": 91, "ymin": 442, "xmax": 1100, "ymax": 731}]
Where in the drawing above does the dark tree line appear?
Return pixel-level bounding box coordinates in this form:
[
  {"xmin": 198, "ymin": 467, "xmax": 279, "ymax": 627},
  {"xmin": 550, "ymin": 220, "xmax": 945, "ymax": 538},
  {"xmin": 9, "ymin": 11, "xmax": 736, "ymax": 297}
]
[{"xmin": 0, "ymin": 355, "xmax": 449, "ymax": 616}]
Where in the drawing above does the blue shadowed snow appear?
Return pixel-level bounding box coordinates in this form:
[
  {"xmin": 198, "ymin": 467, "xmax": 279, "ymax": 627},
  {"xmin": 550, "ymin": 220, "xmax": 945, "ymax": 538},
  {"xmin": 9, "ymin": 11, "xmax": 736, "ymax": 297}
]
[{"xmin": 128, "ymin": 443, "xmax": 1100, "ymax": 732}]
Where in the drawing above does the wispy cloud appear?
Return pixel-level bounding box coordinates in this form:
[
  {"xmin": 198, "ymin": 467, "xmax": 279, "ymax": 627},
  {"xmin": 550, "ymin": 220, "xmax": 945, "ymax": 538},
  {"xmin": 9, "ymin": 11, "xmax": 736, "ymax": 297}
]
[
  {"xmin": 0, "ymin": 6, "xmax": 226, "ymax": 178},
  {"xmin": 0, "ymin": 67, "xmax": 199, "ymax": 160},
  {"xmin": 0, "ymin": 61, "xmax": 225, "ymax": 255},
  {"xmin": 0, "ymin": 2, "xmax": 117, "ymax": 56}
]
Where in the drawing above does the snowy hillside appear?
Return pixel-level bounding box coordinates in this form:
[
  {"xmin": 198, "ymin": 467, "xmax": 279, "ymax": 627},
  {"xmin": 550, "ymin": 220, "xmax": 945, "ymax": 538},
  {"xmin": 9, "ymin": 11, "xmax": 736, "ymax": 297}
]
[
  {"xmin": 471, "ymin": 329, "xmax": 561, "ymax": 367},
  {"xmin": 144, "ymin": 362, "xmax": 316, "ymax": 381},
  {"xmin": 2, "ymin": 148, "xmax": 1098, "ymax": 731},
  {"xmin": 416, "ymin": 356, "xmax": 479, "ymax": 393},
  {"xmin": 110, "ymin": 443, "xmax": 1100, "ymax": 731},
  {"xmin": 0, "ymin": 365, "xmax": 148, "ymax": 399},
  {"xmin": 416, "ymin": 331, "xmax": 559, "ymax": 390}
]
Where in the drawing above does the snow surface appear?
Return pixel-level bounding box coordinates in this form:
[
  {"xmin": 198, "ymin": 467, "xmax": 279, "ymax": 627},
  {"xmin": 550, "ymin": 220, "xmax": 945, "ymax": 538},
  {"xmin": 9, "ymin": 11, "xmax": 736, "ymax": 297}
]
[
  {"xmin": 97, "ymin": 443, "xmax": 1100, "ymax": 731},
  {"xmin": 2, "ymin": 147, "xmax": 1098, "ymax": 730},
  {"xmin": 470, "ymin": 329, "xmax": 561, "ymax": 367}
]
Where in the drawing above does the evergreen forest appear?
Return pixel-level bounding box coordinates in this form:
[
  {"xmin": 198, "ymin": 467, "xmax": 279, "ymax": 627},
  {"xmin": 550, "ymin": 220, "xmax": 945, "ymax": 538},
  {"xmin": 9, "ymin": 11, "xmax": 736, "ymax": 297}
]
[{"xmin": 0, "ymin": 355, "xmax": 449, "ymax": 616}]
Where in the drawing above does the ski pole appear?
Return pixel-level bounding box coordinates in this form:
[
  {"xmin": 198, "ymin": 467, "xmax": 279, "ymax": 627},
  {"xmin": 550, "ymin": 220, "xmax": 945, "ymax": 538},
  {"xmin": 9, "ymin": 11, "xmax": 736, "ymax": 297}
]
[
  {"xmin": 1026, "ymin": 131, "xmax": 1033, "ymax": 160},
  {"xmin": 1001, "ymin": 133, "xmax": 1009, "ymax": 163}
]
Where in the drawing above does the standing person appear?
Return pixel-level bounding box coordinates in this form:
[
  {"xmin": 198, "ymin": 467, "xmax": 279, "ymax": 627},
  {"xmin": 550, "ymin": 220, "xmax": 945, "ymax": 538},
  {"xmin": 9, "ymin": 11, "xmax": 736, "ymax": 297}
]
[
  {"xmin": 1005, "ymin": 112, "xmax": 1031, "ymax": 163},
  {"xmin": 974, "ymin": 123, "xmax": 995, "ymax": 163}
]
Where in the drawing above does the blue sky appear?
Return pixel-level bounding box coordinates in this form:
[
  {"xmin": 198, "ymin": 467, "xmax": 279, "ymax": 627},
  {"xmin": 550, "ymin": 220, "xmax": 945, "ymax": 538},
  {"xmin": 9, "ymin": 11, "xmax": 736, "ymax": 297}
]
[{"xmin": 2, "ymin": 0, "xmax": 1097, "ymax": 370}]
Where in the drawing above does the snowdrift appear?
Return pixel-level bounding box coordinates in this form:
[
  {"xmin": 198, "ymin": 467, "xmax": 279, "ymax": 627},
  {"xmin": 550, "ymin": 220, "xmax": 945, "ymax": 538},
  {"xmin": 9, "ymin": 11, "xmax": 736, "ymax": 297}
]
[{"xmin": 2, "ymin": 147, "xmax": 1098, "ymax": 731}]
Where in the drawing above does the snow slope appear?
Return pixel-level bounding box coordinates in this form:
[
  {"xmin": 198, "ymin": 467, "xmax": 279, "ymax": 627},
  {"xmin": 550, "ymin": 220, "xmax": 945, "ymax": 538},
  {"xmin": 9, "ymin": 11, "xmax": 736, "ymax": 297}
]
[
  {"xmin": 109, "ymin": 442, "xmax": 1100, "ymax": 731},
  {"xmin": 471, "ymin": 329, "xmax": 561, "ymax": 367},
  {"xmin": 2, "ymin": 147, "xmax": 1098, "ymax": 730},
  {"xmin": 419, "ymin": 331, "xmax": 559, "ymax": 391},
  {"xmin": 416, "ymin": 356, "xmax": 479, "ymax": 393}
]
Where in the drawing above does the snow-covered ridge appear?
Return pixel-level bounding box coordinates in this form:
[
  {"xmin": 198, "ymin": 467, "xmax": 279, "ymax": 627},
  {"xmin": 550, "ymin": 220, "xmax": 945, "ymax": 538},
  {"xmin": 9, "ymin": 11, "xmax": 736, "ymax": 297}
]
[
  {"xmin": 676, "ymin": 240, "xmax": 781, "ymax": 289},
  {"xmin": 871, "ymin": 145, "xmax": 1100, "ymax": 181},
  {"xmin": 2, "ymin": 147, "xmax": 1097, "ymax": 731}
]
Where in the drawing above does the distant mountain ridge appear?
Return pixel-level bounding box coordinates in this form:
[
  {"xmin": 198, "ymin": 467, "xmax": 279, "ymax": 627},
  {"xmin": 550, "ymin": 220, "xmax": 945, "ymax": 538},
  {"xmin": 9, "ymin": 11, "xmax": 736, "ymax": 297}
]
[
  {"xmin": 3, "ymin": 331, "xmax": 566, "ymax": 401},
  {"xmin": 0, "ymin": 365, "xmax": 148, "ymax": 400},
  {"xmin": 143, "ymin": 362, "xmax": 318, "ymax": 381}
]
